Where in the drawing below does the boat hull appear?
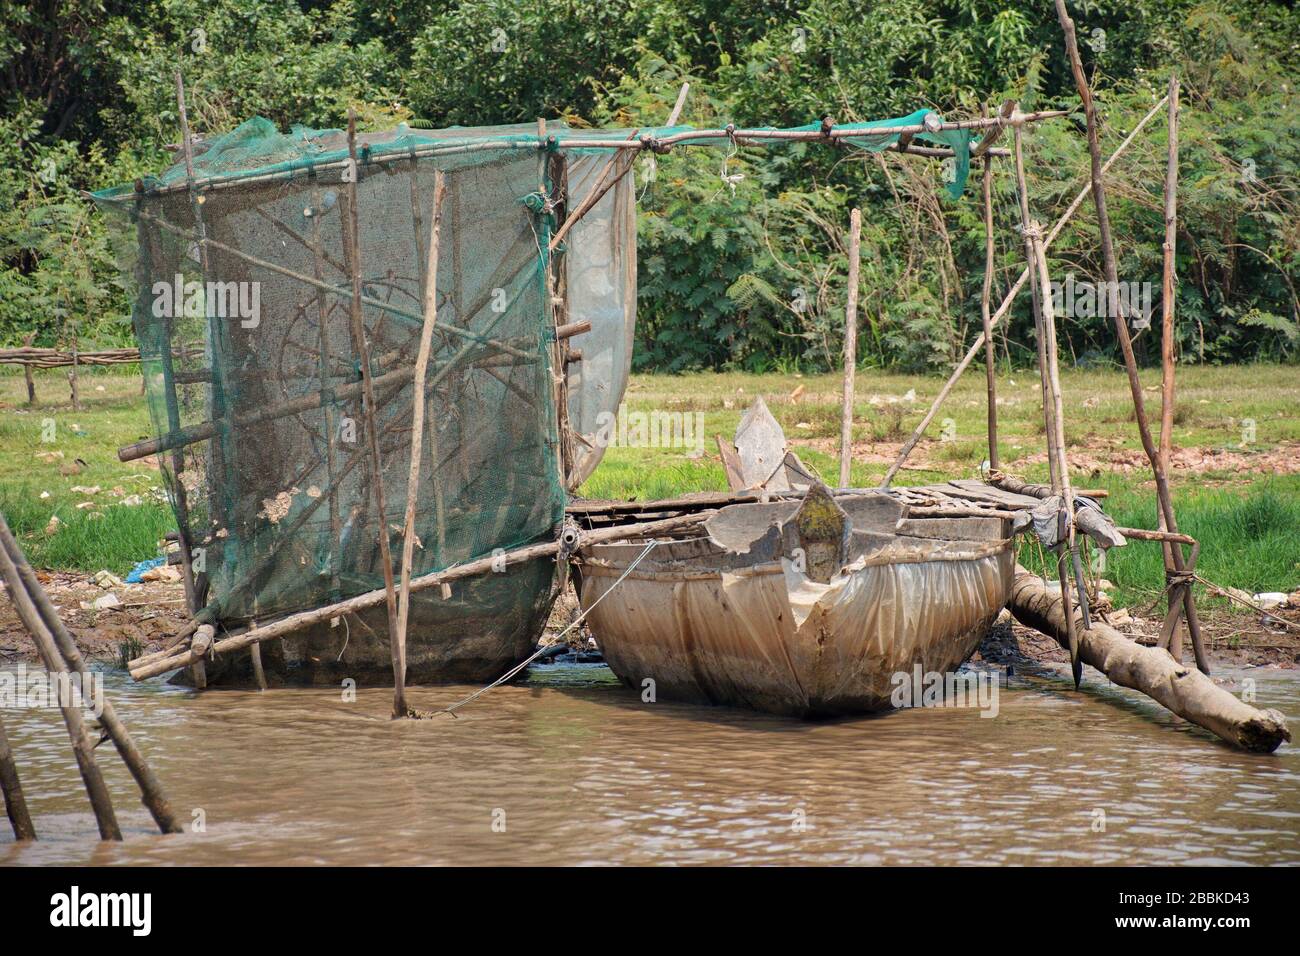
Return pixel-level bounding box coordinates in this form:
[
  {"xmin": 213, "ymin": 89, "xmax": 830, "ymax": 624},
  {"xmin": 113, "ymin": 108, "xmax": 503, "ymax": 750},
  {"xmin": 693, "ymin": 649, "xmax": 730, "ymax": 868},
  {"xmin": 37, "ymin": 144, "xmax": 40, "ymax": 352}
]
[{"xmin": 577, "ymin": 534, "xmax": 1014, "ymax": 718}]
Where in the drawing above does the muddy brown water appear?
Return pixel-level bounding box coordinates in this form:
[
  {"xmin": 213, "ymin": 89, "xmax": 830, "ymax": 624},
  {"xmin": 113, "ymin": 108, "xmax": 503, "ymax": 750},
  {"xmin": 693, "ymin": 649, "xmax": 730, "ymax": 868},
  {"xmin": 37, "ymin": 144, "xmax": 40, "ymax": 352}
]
[{"xmin": 1, "ymin": 663, "xmax": 1297, "ymax": 865}]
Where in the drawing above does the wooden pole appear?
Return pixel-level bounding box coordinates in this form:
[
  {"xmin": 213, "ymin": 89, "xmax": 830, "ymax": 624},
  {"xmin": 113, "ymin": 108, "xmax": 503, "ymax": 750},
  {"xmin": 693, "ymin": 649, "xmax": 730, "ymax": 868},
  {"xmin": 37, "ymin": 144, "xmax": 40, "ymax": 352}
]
[
  {"xmin": 880, "ymin": 94, "xmax": 1169, "ymax": 487},
  {"xmin": 342, "ymin": 107, "xmax": 402, "ymax": 696},
  {"xmin": 393, "ymin": 171, "xmax": 447, "ymax": 718},
  {"xmin": 1158, "ymin": 74, "xmax": 1182, "ymax": 658},
  {"xmin": 980, "ymin": 152, "xmax": 1000, "ymax": 470},
  {"xmin": 1009, "ymin": 568, "xmax": 1290, "ymax": 752},
  {"xmin": 67, "ymin": 321, "xmax": 81, "ymax": 411},
  {"xmin": 1053, "ymin": 1, "xmax": 1209, "ymax": 674},
  {"xmin": 21, "ymin": 331, "xmax": 37, "ymax": 404},
  {"xmin": 131, "ymin": 511, "xmax": 714, "ymax": 680},
  {"xmin": 309, "ymin": 187, "xmax": 344, "ymax": 602},
  {"xmin": 839, "ymin": 207, "xmax": 862, "ymax": 488},
  {"xmin": 0, "ymin": 526, "xmax": 121, "ymax": 839},
  {"xmin": 0, "ymin": 711, "xmax": 36, "ymax": 840},
  {"xmin": 1011, "ymin": 126, "xmax": 1080, "ymax": 678},
  {"xmin": 170, "ymin": 70, "xmax": 205, "ymax": 628},
  {"xmin": 0, "ymin": 513, "xmax": 180, "ymax": 832}
]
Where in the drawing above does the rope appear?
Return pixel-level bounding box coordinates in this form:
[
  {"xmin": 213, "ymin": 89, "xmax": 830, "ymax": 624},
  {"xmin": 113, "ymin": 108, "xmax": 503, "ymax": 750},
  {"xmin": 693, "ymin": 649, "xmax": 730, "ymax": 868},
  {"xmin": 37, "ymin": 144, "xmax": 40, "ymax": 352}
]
[{"xmin": 430, "ymin": 538, "xmax": 661, "ymax": 717}]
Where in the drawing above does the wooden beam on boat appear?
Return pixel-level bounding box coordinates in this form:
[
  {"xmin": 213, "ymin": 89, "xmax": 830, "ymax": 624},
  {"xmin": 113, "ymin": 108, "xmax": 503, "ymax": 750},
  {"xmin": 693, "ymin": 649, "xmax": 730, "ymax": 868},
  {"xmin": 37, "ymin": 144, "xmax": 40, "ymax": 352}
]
[
  {"xmin": 129, "ymin": 511, "xmax": 716, "ymax": 681},
  {"xmin": 1008, "ymin": 567, "xmax": 1290, "ymax": 753}
]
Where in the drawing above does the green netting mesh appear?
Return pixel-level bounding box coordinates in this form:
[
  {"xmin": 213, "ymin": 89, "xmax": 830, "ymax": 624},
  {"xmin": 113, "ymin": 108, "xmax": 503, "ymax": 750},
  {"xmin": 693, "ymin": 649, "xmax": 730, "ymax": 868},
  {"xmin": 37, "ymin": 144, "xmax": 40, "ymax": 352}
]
[{"xmin": 95, "ymin": 122, "xmax": 568, "ymax": 683}]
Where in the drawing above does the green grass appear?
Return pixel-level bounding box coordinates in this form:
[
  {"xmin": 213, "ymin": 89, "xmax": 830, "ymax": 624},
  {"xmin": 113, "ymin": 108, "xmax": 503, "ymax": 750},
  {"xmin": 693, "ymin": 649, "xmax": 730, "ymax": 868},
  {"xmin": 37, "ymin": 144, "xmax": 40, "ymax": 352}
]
[
  {"xmin": 0, "ymin": 367, "xmax": 174, "ymax": 575},
  {"xmin": 3, "ymin": 362, "xmax": 1298, "ymax": 610}
]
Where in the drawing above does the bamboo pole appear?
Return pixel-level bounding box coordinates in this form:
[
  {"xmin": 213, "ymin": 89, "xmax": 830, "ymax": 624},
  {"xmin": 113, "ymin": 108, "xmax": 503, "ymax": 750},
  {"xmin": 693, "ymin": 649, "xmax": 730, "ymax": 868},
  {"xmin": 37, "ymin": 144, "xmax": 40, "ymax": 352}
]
[
  {"xmin": 393, "ymin": 171, "xmax": 447, "ymax": 718},
  {"xmin": 342, "ymin": 108, "xmax": 402, "ymax": 693},
  {"xmin": 1158, "ymin": 74, "xmax": 1182, "ymax": 658},
  {"xmin": 0, "ymin": 524, "xmax": 121, "ymax": 840},
  {"xmin": 980, "ymin": 152, "xmax": 999, "ymax": 470},
  {"xmin": 131, "ymin": 511, "xmax": 714, "ymax": 680},
  {"xmin": 1010, "ymin": 126, "xmax": 1080, "ymax": 679},
  {"xmin": 1009, "ymin": 568, "xmax": 1290, "ymax": 752},
  {"xmin": 309, "ymin": 187, "xmax": 344, "ymax": 602},
  {"xmin": 112, "ymin": 108, "xmax": 1063, "ymax": 200},
  {"xmin": 839, "ymin": 207, "xmax": 862, "ymax": 488},
  {"xmin": 0, "ymin": 711, "xmax": 36, "ymax": 840},
  {"xmin": 0, "ymin": 514, "xmax": 181, "ymax": 833},
  {"xmin": 1053, "ymin": 1, "xmax": 1209, "ymax": 674},
  {"xmin": 171, "ymin": 69, "xmax": 206, "ymax": 644},
  {"xmin": 880, "ymin": 95, "xmax": 1169, "ymax": 487}
]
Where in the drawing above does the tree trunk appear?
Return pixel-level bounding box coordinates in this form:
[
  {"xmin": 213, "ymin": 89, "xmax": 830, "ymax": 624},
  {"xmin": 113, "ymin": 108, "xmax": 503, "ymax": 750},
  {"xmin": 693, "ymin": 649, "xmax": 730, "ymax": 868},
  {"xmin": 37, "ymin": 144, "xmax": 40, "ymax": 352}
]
[{"xmin": 1008, "ymin": 568, "xmax": 1290, "ymax": 753}]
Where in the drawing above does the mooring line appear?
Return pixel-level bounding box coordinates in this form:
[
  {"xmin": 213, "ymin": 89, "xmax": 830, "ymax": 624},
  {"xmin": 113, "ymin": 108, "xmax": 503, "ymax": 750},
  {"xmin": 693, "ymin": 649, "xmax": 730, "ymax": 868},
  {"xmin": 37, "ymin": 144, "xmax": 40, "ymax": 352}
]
[{"xmin": 433, "ymin": 538, "xmax": 660, "ymax": 717}]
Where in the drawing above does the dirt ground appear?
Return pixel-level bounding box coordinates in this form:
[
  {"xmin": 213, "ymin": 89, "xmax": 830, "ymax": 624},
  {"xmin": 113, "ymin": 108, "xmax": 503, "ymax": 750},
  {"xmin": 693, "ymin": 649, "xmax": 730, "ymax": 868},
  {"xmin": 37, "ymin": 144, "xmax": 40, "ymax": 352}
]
[{"xmin": 3, "ymin": 569, "xmax": 1297, "ymax": 674}]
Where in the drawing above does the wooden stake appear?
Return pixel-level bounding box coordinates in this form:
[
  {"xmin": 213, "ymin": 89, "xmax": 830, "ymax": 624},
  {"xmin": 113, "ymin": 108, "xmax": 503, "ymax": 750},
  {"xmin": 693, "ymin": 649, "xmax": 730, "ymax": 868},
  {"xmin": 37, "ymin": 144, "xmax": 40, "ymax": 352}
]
[
  {"xmin": 0, "ymin": 525, "xmax": 121, "ymax": 840},
  {"xmin": 839, "ymin": 207, "xmax": 862, "ymax": 488},
  {"xmin": 980, "ymin": 151, "xmax": 999, "ymax": 470},
  {"xmin": 1053, "ymin": 1, "xmax": 1208, "ymax": 674},
  {"xmin": 880, "ymin": 94, "xmax": 1169, "ymax": 487},
  {"xmin": 22, "ymin": 331, "xmax": 36, "ymax": 404},
  {"xmin": 0, "ymin": 711, "xmax": 36, "ymax": 840},
  {"xmin": 1158, "ymin": 74, "xmax": 1182, "ymax": 658},
  {"xmin": 393, "ymin": 171, "xmax": 447, "ymax": 718},
  {"xmin": 342, "ymin": 107, "xmax": 403, "ymax": 707},
  {"xmin": 0, "ymin": 513, "xmax": 181, "ymax": 833},
  {"xmin": 1011, "ymin": 126, "xmax": 1082, "ymax": 680}
]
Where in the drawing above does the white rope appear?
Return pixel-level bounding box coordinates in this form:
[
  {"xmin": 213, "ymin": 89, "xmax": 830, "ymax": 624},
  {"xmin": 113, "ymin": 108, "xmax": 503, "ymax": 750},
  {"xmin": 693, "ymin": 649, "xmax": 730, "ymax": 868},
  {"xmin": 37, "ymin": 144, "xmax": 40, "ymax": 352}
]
[{"xmin": 434, "ymin": 538, "xmax": 661, "ymax": 717}]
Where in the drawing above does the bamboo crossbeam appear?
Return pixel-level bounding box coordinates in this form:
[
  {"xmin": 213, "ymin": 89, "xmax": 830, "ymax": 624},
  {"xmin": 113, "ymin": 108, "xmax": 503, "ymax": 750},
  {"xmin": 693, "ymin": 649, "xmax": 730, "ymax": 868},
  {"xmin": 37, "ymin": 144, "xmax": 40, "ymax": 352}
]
[
  {"xmin": 120, "ymin": 111, "xmax": 1062, "ymax": 200},
  {"xmin": 130, "ymin": 511, "xmax": 715, "ymax": 680}
]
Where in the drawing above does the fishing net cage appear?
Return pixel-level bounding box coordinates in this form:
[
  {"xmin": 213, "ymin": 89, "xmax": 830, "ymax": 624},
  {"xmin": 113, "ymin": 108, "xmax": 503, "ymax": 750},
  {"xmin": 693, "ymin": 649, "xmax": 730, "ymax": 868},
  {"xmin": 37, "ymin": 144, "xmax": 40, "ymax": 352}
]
[
  {"xmin": 94, "ymin": 119, "xmax": 610, "ymax": 681},
  {"xmin": 93, "ymin": 109, "xmax": 968, "ymax": 683}
]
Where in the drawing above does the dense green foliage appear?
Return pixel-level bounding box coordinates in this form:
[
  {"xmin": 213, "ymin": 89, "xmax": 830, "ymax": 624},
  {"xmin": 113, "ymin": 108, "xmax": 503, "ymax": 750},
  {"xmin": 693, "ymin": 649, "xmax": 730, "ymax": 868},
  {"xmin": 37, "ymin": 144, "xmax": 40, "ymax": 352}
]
[{"xmin": 2, "ymin": 0, "xmax": 1297, "ymax": 370}]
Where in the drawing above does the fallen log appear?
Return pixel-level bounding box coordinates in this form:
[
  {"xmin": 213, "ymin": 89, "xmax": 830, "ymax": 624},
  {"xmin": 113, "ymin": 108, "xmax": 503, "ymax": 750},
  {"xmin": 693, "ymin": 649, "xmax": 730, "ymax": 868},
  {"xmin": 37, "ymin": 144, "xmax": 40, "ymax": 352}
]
[{"xmin": 1008, "ymin": 567, "xmax": 1290, "ymax": 753}]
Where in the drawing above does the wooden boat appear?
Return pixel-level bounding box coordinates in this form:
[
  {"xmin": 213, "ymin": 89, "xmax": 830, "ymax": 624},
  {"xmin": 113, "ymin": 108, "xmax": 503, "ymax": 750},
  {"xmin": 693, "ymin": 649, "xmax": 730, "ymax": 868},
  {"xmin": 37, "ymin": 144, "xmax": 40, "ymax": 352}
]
[{"xmin": 574, "ymin": 485, "xmax": 1015, "ymax": 717}]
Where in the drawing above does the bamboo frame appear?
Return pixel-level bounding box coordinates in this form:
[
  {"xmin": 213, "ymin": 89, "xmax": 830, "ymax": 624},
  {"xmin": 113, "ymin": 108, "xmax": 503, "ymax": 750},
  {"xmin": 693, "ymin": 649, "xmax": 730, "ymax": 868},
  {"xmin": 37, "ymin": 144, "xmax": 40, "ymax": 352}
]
[
  {"xmin": 1054, "ymin": 1, "xmax": 1208, "ymax": 674},
  {"xmin": 880, "ymin": 94, "xmax": 1170, "ymax": 487}
]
